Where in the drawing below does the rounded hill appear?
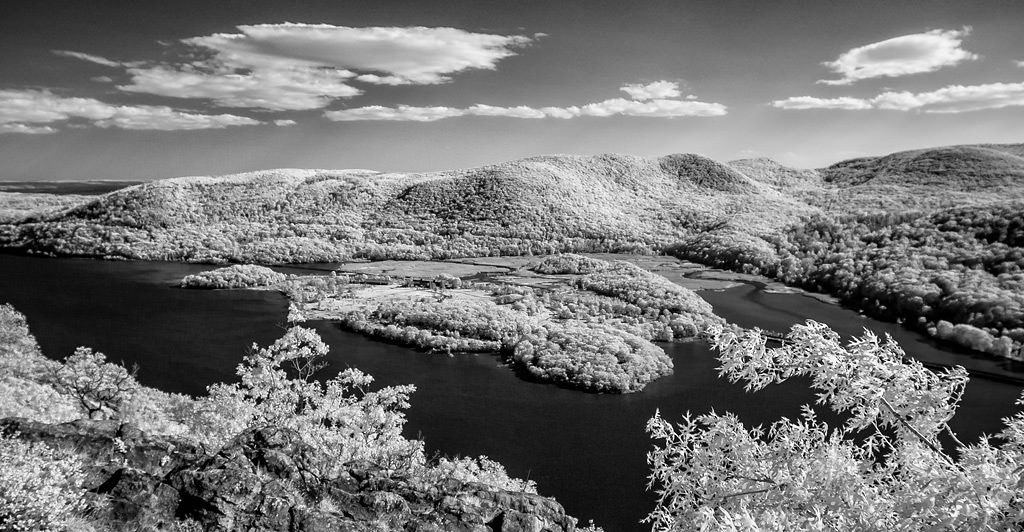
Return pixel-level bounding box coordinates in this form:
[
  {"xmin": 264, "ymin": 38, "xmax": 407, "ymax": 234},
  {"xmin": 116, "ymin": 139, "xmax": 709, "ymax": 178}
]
[
  {"xmin": 820, "ymin": 145, "xmax": 1024, "ymax": 190},
  {"xmin": 3, "ymin": 153, "xmax": 805, "ymax": 263}
]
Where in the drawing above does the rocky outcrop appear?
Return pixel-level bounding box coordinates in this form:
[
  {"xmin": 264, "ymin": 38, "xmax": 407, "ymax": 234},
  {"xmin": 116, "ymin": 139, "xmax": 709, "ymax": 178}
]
[{"xmin": 1, "ymin": 418, "xmax": 577, "ymax": 532}]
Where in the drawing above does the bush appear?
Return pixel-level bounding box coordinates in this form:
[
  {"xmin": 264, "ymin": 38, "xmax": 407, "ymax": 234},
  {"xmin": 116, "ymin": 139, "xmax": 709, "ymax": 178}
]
[{"xmin": 0, "ymin": 434, "xmax": 87, "ymax": 532}]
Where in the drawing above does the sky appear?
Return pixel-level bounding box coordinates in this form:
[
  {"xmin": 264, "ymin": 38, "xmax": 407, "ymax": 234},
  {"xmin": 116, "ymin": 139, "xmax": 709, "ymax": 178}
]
[{"xmin": 1, "ymin": 0, "xmax": 1023, "ymax": 180}]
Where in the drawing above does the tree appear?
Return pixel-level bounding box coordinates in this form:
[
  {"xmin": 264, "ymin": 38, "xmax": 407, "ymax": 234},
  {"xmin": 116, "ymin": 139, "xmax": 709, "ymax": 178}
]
[
  {"xmin": 51, "ymin": 347, "xmax": 139, "ymax": 420},
  {"xmin": 645, "ymin": 321, "xmax": 1024, "ymax": 531},
  {"xmin": 194, "ymin": 326, "xmax": 422, "ymax": 475}
]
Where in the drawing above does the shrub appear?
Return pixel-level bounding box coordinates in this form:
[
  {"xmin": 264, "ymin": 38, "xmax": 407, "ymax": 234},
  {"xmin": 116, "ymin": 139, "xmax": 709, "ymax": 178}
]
[{"xmin": 0, "ymin": 434, "xmax": 87, "ymax": 532}]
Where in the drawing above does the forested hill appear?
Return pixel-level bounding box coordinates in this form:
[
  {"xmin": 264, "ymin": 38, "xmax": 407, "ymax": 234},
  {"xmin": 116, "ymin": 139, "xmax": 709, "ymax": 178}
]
[
  {"xmin": 820, "ymin": 144, "xmax": 1024, "ymax": 189},
  {"xmin": 0, "ymin": 152, "xmax": 812, "ymax": 263},
  {"xmin": 3, "ymin": 143, "xmax": 1024, "ymax": 360}
]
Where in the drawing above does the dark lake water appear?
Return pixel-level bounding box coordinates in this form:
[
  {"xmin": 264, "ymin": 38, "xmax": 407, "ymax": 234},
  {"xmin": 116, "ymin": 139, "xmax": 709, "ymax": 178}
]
[{"xmin": 0, "ymin": 253, "xmax": 1021, "ymax": 532}]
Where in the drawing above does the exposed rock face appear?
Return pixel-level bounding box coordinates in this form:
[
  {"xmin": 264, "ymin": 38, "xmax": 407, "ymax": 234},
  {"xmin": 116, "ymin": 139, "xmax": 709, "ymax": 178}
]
[{"xmin": 1, "ymin": 418, "xmax": 577, "ymax": 532}]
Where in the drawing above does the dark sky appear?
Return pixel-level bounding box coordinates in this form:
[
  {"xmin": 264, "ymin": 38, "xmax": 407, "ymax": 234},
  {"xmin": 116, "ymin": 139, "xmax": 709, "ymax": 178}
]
[{"xmin": 1, "ymin": 0, "xmax": 1023, "ymax": 179}]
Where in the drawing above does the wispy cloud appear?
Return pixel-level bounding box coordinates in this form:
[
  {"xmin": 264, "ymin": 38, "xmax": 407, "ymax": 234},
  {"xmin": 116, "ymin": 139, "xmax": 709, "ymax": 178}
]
[
  {"xmin": 770, "ymin": 96, "xmax": 873, "ymax": 110},
  {"xmin": 0, "ymin": 123, "xmax": 58, "ymax": 135},
  {"xmin": 324, "ymin": 83, "xmax": 726, "ymax": 122},
  {"xmin": 53, "ymin": 50, "xmax": 125, "ymax": 68},
  {"xmin": 578, "ymin": 97, "xmax": 725, "ymax": 117},
  {"xmin": 0, "ymin": 89, "xmax": 260, "ymax": 133},
  {"xmin": 772, "ymin": 82, "xmax": 1024, "ymax": 113},
  {"xmin": 120, "ymin": 65, "xmax": 360, "ymax": 112},
  {"xmin": 1016, "ymin": 60, "xmax": 1024, "ymax": 68},
  {"xmin": 620, "ymin": 81, "xmax": 681, "ymax": 100},
  {"xmin": 818, "ymin": 28, "xmax": 977, "ymax": 85},
  {"xmin": 60, "ymin": 24, "xmax": 536, "ymax": 111}
]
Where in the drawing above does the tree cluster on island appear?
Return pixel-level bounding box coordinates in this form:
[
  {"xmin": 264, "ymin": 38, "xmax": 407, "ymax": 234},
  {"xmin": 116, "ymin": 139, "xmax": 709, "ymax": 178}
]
[
  {"xmin": 297, "ymin": 255, "xmax": 722, "ymax": 393},
  {"xmin": 179, "ymin": 264, "xmax": 286, "ymax": 289}
]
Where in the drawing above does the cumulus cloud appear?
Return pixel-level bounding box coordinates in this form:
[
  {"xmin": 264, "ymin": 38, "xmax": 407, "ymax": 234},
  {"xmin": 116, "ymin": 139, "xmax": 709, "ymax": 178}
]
[
  {"xmin": 57, "ymin": 24, "xmax": 535, "ymax": 111},
  {"xmin": 274, "ymin": 119, "xmax": 297, "ymax": 127},
  {"xmin": 620, "ymin": 81, "xmax": 681, "ymax": 100},
  {"xmin": 0, "ymin": 89, "xmax": 260, "ymax": 133},
  {"xmin": 324, "ymin": 92, "xmax": 726, "ymax": 122},
  {"xmin": 818, "ymin": 28, "xmax": 977, "ymax": 85},
  {"xmin": 772, "ymin": 82, "xmax": 1024, "ymax": 113},
  {"xmin": 186, "ymin": 24, "xmax": 534, "ymax": 84}
]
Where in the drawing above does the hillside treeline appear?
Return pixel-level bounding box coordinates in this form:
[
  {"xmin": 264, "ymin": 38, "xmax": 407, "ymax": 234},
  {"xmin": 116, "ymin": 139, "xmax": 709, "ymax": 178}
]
[{"xmin": 676, "ymin": 202, "xmax": 1024, "ymax": 358}]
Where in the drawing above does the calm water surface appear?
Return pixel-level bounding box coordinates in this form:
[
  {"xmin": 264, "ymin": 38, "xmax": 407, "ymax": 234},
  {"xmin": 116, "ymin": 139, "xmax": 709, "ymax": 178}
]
[{"xmin": 0, "ymin": 253, "xmax": 1020, "ymax": 532}]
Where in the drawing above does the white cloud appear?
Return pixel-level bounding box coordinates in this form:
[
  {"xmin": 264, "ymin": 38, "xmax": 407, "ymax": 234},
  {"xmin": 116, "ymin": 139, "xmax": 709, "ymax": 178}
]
[
  {"xmin": 818, "ymin": 28, "xmax": 977, "ymax": 85},
  {"xmin": 770, "ymin": 96, "xmax": 873, "ymax": 110},
  {"xmin": 94, "ymin": 106, "xmax": 260, "ymax": 130},
  {"xmin": 0, "ymin": 123, "xmax": 57, "ymax": 135},
  {"xmin": 121, "ymin": 64, "xmax": 361, "ymax": 111},
  {"xmin": 1016, "ymin": 60, "xmax": 1024, "ymax": 68},
  {"xmin": 579, "ymin": 98, "xmax": 725, "ymax": 117},
  {"xmin": 188, "ymin": 24, "xmax": 533, "ymax": 84},
  {"xmin": 274, "ymin": 119, "xmax": 297, "ymax": 127},
  {"xmin": 620, "ymin": 81, "xmax": 681, "ymax": 100},
  {"xmin": 873, "ymin": 83, "xmax": 1024, "ymax": 113},
  {"xmin": 467, "ymin": 104, "xmax": 548, "ymax": 119},
  {"xmin": 325, "ymin": 105, "xmax": 464, "ymax": 122},
  {"xmin": 325, "ymin": 93, "xmax": 726, "ymax": 122},
  {"xmin": 53, "ymin": 50, "xmax": 123, "ymax": 68},
  {"xmin": 772, "ymin": 82, "xmax": 1024, "ymax": 113},
  {"xmin": 57, "ymin": 23, "xmax": 535, "ymax": 111},
  {"xmin": 0, "ymin": 89, "xmax": 260, "ymax": 132}
]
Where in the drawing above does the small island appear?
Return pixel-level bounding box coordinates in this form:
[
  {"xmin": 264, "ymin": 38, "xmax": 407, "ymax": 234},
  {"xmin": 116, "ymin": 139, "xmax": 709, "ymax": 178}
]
[{"xmin": 184, "ymin": 254, "xmax": 724, "ymax": 393}]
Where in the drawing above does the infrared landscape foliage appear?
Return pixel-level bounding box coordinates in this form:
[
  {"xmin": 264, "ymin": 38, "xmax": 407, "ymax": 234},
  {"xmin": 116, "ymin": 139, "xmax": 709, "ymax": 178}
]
[{"xmin": 2, "ymin": 143, "xmax": 1024, "ymax": 529}]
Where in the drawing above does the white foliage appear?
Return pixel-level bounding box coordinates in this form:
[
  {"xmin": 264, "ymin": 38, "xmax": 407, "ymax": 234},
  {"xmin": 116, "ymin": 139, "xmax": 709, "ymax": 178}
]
[{"xmin": 646, "ymin": 321, "xmax": 1024, "ymax": 531}]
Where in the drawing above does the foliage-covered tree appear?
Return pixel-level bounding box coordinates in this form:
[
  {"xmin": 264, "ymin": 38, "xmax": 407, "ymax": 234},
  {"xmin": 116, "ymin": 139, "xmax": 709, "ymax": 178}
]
[
  {"xmin": 645, "ymin": 321, "xmax": 1024, "ymax": 531},
  {"xmin": 194, "ymin": 326, "xmax": 422, "ymax": 474},
  {"xmin": 51, "ymin": 347, "xmax": 139, "ymax": 420}
]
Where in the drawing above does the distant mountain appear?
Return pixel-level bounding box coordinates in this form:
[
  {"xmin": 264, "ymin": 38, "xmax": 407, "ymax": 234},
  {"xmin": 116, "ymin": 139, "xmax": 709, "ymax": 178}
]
[
  {"xmin": 2, "ymin": 143, "xmax": 1023, "ymax": 264},
  {"xmin": 0, "ymin": 180, "xmax": 142, "ymax": 195},
  {"xmin": 727, "ymin": 158, "xmax": 821, "ymax": 189},
  {"xmin": 820, "ymin": 145, "xmax": 1024, "ymax": 189},
  {"xmin": 1, "ymin": 153, "xmax": 810, "ymax": 263}
]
